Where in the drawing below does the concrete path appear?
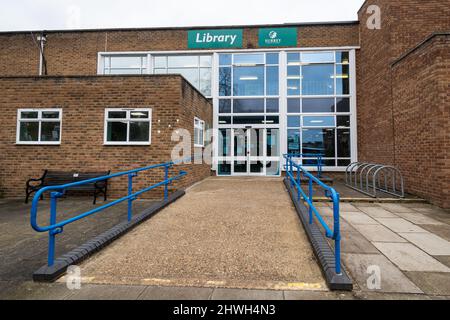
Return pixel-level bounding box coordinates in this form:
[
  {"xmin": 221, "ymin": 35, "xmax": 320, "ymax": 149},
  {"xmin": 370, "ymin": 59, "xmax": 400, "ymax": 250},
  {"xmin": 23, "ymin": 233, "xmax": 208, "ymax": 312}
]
[{"xmin": 71, "ymin": 177, "xmax": 326, "ymax": 291}]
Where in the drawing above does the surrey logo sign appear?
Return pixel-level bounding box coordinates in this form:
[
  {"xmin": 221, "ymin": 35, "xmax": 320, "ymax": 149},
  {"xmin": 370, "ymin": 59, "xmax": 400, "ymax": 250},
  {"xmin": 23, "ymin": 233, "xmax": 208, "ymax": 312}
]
[
  {"xmin": 259, "ymin": 27, "xmax": 298, "ymax": 47},
  {"xmin": 188, "ymin": 29, "xmax": 243, "ymax": 49}
]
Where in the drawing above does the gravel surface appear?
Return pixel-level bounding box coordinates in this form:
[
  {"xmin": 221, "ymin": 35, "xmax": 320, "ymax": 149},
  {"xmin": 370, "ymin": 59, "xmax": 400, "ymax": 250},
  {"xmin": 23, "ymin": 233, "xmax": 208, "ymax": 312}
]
[{"xmin": 76, "ymin": 177, "xmax": 326, "ymax": 291}]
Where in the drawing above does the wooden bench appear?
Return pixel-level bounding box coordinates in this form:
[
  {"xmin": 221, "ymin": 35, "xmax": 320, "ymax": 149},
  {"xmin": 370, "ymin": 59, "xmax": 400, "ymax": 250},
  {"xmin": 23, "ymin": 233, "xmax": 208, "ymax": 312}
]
[{"xmin": 26, "ymin": 170, "xmax": 110, "ymax": 204}]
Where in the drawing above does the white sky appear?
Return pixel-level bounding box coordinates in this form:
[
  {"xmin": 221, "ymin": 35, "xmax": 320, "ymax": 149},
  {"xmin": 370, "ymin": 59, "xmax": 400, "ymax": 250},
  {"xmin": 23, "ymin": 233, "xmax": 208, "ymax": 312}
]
[{"xmin": 0, "ymin": 0, "xmax": 366, "ymax": 32}]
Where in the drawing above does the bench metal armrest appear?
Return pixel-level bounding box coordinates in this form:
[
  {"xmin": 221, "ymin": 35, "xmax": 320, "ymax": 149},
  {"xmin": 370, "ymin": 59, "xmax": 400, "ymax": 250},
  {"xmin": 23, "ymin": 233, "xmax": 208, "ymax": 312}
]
[{"xmin": 26, "ymin": 171, "xmax": 47, "ymax": 189}]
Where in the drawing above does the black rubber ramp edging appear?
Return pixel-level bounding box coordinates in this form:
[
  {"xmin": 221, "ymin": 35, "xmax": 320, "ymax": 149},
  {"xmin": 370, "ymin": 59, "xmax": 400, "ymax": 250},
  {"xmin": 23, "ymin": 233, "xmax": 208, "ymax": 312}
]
[
  {"xmin": 33, "ymin": 190, "xmax": 186, "ymax": 282},
  {"xmin": 283, "ymin": 178, "xmax": 353, "ymax": 291}
]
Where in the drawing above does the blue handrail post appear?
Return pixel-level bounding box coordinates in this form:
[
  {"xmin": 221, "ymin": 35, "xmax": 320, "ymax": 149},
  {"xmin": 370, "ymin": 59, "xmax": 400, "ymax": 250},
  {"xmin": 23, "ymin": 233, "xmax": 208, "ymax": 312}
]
[
  {"xmin": 308, "ymin": 178, "xmax": 313, "ymax": 224},
  {"xmin": 296, "ymin": 166, "xmax": 301, "ymax": 201},
  {"xmin": 333, "ymin": 192, "xmax": 342, "ymax": 275},
  {"xmin": 48, "ymin": 191, "xmax": 63, "ymax": 267},
  {"xmin": 164, "ymin": 163, "xmax": 170, "ymax": 201},
  {"xmin": 127, "ymin": 173, "xmax": 137, "ymax": 222}
]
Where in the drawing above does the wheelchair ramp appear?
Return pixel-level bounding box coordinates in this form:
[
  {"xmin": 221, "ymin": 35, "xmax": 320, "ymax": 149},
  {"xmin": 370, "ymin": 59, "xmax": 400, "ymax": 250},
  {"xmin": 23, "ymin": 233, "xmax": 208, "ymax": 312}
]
[{"xmin": 72, "ymin": 177, "xmax": 326, "ymax": 291}]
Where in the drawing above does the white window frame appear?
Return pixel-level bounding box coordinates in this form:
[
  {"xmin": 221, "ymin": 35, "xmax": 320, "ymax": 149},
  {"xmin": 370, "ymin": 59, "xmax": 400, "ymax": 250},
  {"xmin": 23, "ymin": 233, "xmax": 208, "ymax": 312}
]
[
  {"xmin": 194, "ymin": 117, "xmax": 205, "ymax": 148},
  {"xmin": 104, "ymin": 108, "xmax": 152, "ymax": 146},
  {"xmin": 16, "ymin": 108, "xmax": 62, "ymax": 145}
]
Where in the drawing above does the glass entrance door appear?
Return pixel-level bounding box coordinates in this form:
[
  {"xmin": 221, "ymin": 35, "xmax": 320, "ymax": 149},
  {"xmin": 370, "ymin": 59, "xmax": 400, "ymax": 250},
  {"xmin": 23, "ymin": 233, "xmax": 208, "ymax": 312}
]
[{"xmin": 218, "ymin": 128, "xmax": 280, "ymax": 176}]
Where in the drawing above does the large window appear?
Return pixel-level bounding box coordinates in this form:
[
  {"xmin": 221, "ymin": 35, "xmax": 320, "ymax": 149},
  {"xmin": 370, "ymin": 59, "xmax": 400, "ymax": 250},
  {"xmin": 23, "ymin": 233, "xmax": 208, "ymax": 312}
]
[
  {"xmin": 219, "ymin": 53, "xmax": 280, "ymax": 126},
  {"xmin": 104, "ymin": 108, "xmax": 152, "ymax": 145},
  {"xmin": 17, "ymin": 109, "xmax": 62, "ymax": 145},
  {"xmin": 103, "ymin": 55, "xmax": 148, "ymax": 75},
  {"xmin": 286, "ymin": 51, "xmax": 352, "ymax": 167},
  {"xmin": 153, "ymin": 55, "xmax": 212, "ymax": 96}
]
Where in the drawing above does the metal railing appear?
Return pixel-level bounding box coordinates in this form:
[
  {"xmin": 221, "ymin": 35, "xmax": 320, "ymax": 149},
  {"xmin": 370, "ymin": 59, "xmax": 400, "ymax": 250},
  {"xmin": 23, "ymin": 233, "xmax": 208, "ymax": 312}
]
[
  {"xmin": 284, "ymin": 155, "xmax": 342, "ymax": 275},
  {"xmin": 345, "ymin": 162, "xmax": 405, "ymax": 198},
  {"xmin": 285, "ymin": 153, "xmax": 324, "ymax": 178},
  {"xmin": 30, "ymin": 160, "xmax": 188, "ymax": 267}
]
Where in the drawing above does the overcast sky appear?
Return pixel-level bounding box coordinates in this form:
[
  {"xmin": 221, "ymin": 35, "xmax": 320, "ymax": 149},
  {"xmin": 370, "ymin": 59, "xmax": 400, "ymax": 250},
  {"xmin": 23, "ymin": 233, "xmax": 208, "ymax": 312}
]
[{"xmin": 0, "ymin": 0, "xmax": 366, "ymax": 32}]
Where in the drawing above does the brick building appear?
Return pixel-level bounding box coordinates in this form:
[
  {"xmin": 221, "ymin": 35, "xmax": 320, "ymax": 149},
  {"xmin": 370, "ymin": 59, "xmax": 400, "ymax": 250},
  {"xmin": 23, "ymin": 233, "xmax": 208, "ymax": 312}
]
[{"xmin": 0, "ymin": 0, "xmax": 449, "ymax": 207}]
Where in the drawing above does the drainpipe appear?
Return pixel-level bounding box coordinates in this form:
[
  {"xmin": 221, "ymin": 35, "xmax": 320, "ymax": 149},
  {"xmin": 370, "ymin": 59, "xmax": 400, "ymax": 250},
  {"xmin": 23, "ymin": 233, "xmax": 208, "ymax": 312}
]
[{"xmin": 37, "ymin": 34, "xmax": 47, "ymax": 76}]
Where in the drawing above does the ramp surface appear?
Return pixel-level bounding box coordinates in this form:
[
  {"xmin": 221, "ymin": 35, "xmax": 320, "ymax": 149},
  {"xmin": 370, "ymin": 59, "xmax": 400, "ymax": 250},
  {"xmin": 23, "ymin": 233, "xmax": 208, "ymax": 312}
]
[{"xmin": 74, "ymin": 177, "xmax": 326, "ymax": 291}]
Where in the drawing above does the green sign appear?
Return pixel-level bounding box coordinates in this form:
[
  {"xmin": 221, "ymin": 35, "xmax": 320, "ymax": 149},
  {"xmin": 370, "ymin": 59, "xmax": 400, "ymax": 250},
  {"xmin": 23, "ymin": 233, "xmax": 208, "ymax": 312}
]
[
  {"xmin": 259, "ymin": 28, "xmax": 298, "ymax": 47},
  {"xmin": 188, "ymin": 29, "xmax": 243, "ymax": 49}
]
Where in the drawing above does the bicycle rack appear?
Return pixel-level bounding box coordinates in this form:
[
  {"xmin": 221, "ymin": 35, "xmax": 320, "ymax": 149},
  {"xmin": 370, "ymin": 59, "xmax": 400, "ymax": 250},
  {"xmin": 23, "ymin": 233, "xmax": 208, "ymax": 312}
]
[{"xmin": 345, "ymin": 162, "xmax": 405, "ymax": 198}]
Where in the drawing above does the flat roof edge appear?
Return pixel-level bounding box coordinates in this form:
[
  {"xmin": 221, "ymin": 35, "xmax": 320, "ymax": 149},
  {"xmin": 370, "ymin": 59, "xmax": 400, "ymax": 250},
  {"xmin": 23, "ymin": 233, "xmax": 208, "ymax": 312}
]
[{"xmin": 0, "ymin": 21, "xmax": 360, "ymax": 35}]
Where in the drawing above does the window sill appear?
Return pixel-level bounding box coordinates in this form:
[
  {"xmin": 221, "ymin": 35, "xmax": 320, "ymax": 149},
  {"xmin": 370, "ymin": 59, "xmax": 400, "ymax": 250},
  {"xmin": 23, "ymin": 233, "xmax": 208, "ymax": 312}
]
[
  {"xmin": 194, "ymin": 144, "xmax": 205, "ymax": 148},
  {"xmin": 16, "ymin": 142, "xmax": 61, "ymax": 146},
  {"xmin": 104, "ymin": 143, "xmax": 151, "ymax": 146}
]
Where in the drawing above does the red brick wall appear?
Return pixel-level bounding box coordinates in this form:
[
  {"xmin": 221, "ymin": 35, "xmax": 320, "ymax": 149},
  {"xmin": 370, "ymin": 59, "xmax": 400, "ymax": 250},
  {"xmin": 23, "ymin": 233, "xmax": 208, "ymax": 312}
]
[
  {"xmin": 357, "ymin": 0, "xmax": 450, "ymax": 207},
  {"xmin": 391, "ymin": 35, "xmax": 450, "ymax": 208},
  {"xmin": 0, "ymin": 24, "xmax": 359, "ymax": 76},
  {"xmin": 0, "ymin": 75, "xmax": 212, "ymax": 199}
]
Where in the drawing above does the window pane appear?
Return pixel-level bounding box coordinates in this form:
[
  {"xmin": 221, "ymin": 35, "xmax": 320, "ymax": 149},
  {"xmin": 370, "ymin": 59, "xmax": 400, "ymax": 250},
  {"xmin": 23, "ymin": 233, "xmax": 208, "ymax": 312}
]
[
  {"xmin": 219, "ymin": 116, "xmax": 232, "ymax": 125},
  {"xmin": 266, "ymin": 99, "xmax": 279, "ymax": 113},
  {"xmin": 219, "ymin": 100, "xmax": 231, "ymax": 113},
  {"xmin": 110, "ymin": 56, "xmax": 143, "ymax": 68},
  {"xmin": 267, "ymin": 161, "xmax": 280, "ymax": 176},
  {"xmin": 107, "ymin": 122, "xmax": 127, "ymax": 142},
  {"xmin": 336, "ymin": 51, "xmax": 350, "ymax": 64},
  {"xmin": 130, "ymin": 122, "xmax": 149, "ymax": 142},
  {"xmin": 266, "ymin": 66, "xmax": 279, "ymax": 96},
  {"xmin": 265, "ymin": 116, "xmax": 279, "ymax": 124},
  {"xmin": 287, "ymin": 53, "xmax": 300, "ymax": 65},
  {"xmin": 108, "ymin": 111, "xmax": 127, "ymax": 119},
  {"xmin": 168, "ymin": 56, "xmax": 199, "ymax": 68},
  {"xmin": 336, "ymin": 64, "xmax": 350, "ymax": 95},
  {"xmin": 129, "ymin": 111, "xmax": 148, "ymax": 119},
  {"xmin": 302, "ymin": 128, "xmax": 335, "ymax": 157},
  {"xmin": 194, "ymin": 128, "xmax": 200, "ymax": 145},
  {"xmin": 168, "ymin": 68, "xmax": 199, "ymax": 87},
  {"xmin": 287, "ymin": 129, "xmax": 300, "ymax": 154},
  {"xmin": 338, "ymin": 159, "xmax": 351, "ymax": 167},
  {"xmin": 219, "ymin": 67, "xmax": 232, "ymax": 96},
  {"xmin": 267, "ymin": 129, "xmax": 280, "ymax": 157},
  {"xmin": 287, "ymin": 116, "xmax": 301, "ymax": 127},
  {"xmin": 218, "ymin": 162, "xmax": 232, "ymax": 175},
  {"xmin": 41, "ymin": 122, "xmax": 60, "ymax": 142},
  {"xmin": 42, "ymin": 111, "xmax": 60, "ymax": 119},
  {"xmin": 20, "ymin": 122, "xmax": 39, "ymax": 141},
  {"xmin": 154, "ymin": 56, "xmax": 167, "ymax": 68},
  {"xmin": 287, "ymin": 99, "xmax": 301, "ymax": 113},
  {"xmin": 303, "ymin": 116, "xmax": 335, "ymax": 127},
  {"xmin": 20, "ymin": 111, "xmax": 38, "ymax": 119},
  {"xmin": 219, "ymin": 129, "xmax": 231, "ymax": 157},
  {"xmin": 302, "ymin": 98, "xmax": 335, "ymax": 113},
  {"xmin": 337, "ymin": 129, "xmax": 351, "ymax": 158},
  {"xmin": 234, "ymin": 54, "xmax": 264, "ymax": 65},
  {"xmin": 301, "ymin": 52, "xmax": 335, "ymax": 63},
  {"xmin": 233, "ymin": 116, "xmax": 265, "ymax": 125},
  {"xmin": 233, "ymin": 99, "xmax": 265, "ymax": 113},
  {"xmin": 233, "ymin": 66, "xmax": 264, "ymax": 96},
  {"xmin": 336, "ymin": 98, "xmax": 350, "ymax": 113},
  {"xmin": 219, "ymin": 54, "xmax": 232, "ymax": 66},
  {"xmin": 200, "ymin": 68, "xmax": 212, "ymax": 96},
  {"xmin": 200, "ymin": 56, "xmax": 212, "ymax": 67},
  {"xmin": 337, "ymin": 116, "xmax": 350, "ymax": 128},
  {"xmin": 266, "ymin": 53, "xmax": 279, "ymax": 65},
  {"xmin": 109, "ymin": 68, "xmax": 142, "ymax": 75},
  {"xmin": 287, "ymin": 79, "xmax": 300, "ymax": 96},
  {"xmin": 302, "ymin": 64, "xmax": 334, "ymax": 95},
  {"xmin": 287, "ymin": 66, "xmax": 300, "ymax": 78}
]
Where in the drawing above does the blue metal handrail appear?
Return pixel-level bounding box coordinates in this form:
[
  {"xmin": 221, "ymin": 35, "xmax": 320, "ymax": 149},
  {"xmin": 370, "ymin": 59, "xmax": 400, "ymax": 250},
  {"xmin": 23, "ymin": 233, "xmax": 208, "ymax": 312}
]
[
  {"xmin": 30, "ymin": 160, "xmax": 188, "ymax": 267},
  {"xmin": 285, "ymin": 153, "xmax": 324, "ymax": 178},
  {"xmin": 283, "ymin": 154, "xmax": 342, "ymax": 275}
]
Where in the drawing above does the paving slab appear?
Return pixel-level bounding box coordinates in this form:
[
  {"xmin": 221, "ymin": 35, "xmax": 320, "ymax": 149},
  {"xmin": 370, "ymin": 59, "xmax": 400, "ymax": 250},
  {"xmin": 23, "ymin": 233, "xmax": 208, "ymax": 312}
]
[
  {"xmin": 342, "ymin": 254, "xmax": 422, "ymax": 294},
  {"xmin": 376, "ymin": 218, "xmax": 429, "ymax": 233},
  {"xmin": 67, "ymin": 284, "xmax": 146, "ymax": 300},
  {"xmin": 211, "ymin": 288, "xmax": 284, "ymax": 300},
  {"xmin": 393, "ymin": 212, "xmax": 443, "ymax": 226},
  {"xmin": 340, "ymin": 231, "xmax": 380, "ymax": 254},
  {"xmin": 353, "ymin": 292, "xmax": 430, "ymax": 300},
  {"xmin": 379, "ymin": 203, "xmax": 416, "ymax": 213},
  {"xmin": 436, "ymin": 256, "xmax": 450, "ymax": 268},
  {"xmin": 284, "ymin": 290, "xmax": 354, "ymax": 300},
  {"xmin": 358, "ymin": 207, "xmax": 399, "ymax": 219},
  {"xmin": 139, "ymin": 286, "xmax": 214, "ymax": 300},
  {"xmin": 338, "ymin": 203, "xmax": 360, "ymax": 213},
  {"xmin": 398, "ymin": 233, "xmax": 450, "ymax": 256},
  {"xmin": 421, "ymin": 225, "xmax": 450, "ymax": 242},
  {"xmin": 373, "ymin": 243, "xmax": 450, "ymax": 272},
  {"xmin": 351, "ymin": 224, "xmax": 408, "ymax": 243},
  {"xmin": 341, "ymin": 212, "xmax": 379, "ymax": 226},
  {"xmin": 0, "ymin": 281, "xmax": 74, "ymax": 300},
  {"xmin": 405, "ymin": 272, "xmax": 450, "ymax": 296}
]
